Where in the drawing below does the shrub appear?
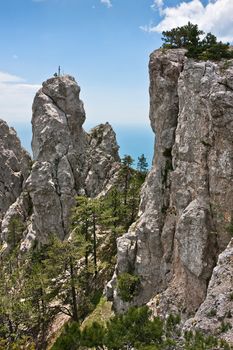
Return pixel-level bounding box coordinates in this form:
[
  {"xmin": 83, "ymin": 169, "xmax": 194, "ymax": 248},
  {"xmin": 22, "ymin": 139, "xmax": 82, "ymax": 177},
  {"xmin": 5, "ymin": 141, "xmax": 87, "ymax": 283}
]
[
  {"xmin": 104, "ymin": 306, "xmax": 164, "ymax": 350},
  {"xmin": 207, "ymin": 308, "xmax": 217, "ymax": 318},
  {"xmin": 51, "ymin": 322, "xmax": 81, "ymax": 350},
  {"xmin": 117, "ymin": 272, "xmax": 140, "ymax": 302},
  {"xmin": 220, "ymin": 321, "xmax": 232, "ymax": 333}
]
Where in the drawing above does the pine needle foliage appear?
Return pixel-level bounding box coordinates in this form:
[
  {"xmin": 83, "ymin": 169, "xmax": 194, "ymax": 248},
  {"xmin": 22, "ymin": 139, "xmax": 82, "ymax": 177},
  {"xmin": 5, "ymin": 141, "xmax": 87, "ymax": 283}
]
[{"xmin": 162, "ymin": 22, "xmax": 233, "ymax": 61}]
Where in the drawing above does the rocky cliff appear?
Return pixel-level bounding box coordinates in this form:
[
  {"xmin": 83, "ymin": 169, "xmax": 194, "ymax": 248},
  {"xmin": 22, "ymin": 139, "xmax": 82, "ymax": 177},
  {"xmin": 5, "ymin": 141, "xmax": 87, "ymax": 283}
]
[
  {"xmin": 109, "ymin": 49, "xmax": 233, "ymax": 340},
  {"xmin": 0, "ymin": 120, "xmax": 31, "ymax": 245},
  {"xmin": 0, "ymin": 75, "xmax": 120, "ymax": 249}
]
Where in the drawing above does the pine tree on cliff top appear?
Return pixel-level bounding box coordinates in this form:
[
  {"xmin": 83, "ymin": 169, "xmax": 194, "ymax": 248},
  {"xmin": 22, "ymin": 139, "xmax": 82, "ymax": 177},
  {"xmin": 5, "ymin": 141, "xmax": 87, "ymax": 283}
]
[{"xmin": 162, "ymin": 22, "xmax": 233, "ymax": 60}]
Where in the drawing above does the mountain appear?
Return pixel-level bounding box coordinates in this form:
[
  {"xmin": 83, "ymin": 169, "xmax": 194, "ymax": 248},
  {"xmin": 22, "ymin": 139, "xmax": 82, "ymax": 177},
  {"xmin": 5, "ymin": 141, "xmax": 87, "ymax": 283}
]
[
  {"xmin": 0, "ymin": 75, "xmax": 120, "ymax": 250},
  {"xmin": 108, "ymin": 48, "xmax": 233, "ymax": 343},
  {"xmin": 0, "ymin": 50, "xmax": 233, "ymax": 347}
]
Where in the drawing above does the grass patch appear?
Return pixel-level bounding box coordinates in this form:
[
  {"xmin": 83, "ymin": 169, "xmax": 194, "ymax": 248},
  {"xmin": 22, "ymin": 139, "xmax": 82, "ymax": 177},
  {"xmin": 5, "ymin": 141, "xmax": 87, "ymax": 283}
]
[{"xmin": 81, "ymin": 297, "xmax": 113, "ymax": 329}]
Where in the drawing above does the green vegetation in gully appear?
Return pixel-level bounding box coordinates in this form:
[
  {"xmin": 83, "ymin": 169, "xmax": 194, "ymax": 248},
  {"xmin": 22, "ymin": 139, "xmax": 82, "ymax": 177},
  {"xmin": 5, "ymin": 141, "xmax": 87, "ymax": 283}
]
[{"xmin": 0, "ymin": 154, "xmax": 147, "ymax": 349}]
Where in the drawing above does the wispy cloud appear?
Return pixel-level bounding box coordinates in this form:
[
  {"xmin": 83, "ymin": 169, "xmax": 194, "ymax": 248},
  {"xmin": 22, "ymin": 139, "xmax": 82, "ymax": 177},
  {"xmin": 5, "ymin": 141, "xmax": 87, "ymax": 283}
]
[
  {"xmin": 151, "ymin": 0, "xmax": 164, "ymax": 14},
  {"xmin": 141, "ymin": 0, "xmax": 233, "ymax": 42},
  {"xmin": 0, "ymin": 72, "xmax": 24, "ymax": 83},
  {"xmin": 0, "ymin": 71, "xmax": 40, "ymax": 124},
  {"xmin": 100, "ymin": 0, "xmax": 112, "ymax": 8}
]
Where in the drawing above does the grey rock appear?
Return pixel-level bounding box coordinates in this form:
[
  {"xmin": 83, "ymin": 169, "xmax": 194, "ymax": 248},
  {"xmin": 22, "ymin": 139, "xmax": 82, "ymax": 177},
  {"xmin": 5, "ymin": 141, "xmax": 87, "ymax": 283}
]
[
  {"xmin": 110, "ymin": 49, "xmax": 233, "ymax": 323},
  {"xmin": 0, "ymin": 119, "xmax": 31, "ymax": 240},
  {"xmin": 1, "ymin": 75, "xmax": 120, "ymax": 247},
  {"xmin": 24, "ymin": 75, "xmax": 119, "ymax": 243},
  {"xmin": 86, "ymin": 123, "xmax": 120, "ymax": 197},
  {"xmin": 185, "ymin": 238, "xmax": 233, "ymax": 344}
]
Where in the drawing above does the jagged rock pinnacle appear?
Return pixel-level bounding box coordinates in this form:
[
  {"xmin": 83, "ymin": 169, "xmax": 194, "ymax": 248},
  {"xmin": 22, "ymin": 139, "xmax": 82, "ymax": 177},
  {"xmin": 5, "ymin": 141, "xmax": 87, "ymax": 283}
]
[{"xmin": 1, "ymin": 75, "xmax": 120, "ymax": 247}]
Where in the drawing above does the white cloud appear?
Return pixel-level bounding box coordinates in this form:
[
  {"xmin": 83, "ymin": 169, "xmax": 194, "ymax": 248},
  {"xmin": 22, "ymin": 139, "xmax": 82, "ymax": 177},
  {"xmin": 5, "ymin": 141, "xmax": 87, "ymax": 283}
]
[
  {"xmin": 0, "ymin": 71, "xmax": 40, "ymax": 124},
  {"xmin": 151, "ymin": 0, "xmax": 164, "ymax": 14},
  {"xmin": 0, "ymin": 72, "xmax": 24, "ymax": 83},
  {"xmin": 100, "ymin": 0, "xmax": 112, "ymax": 8},
  {"xmin": 142, "ymin": 0, "xmax": 233, "ymax": 42}
]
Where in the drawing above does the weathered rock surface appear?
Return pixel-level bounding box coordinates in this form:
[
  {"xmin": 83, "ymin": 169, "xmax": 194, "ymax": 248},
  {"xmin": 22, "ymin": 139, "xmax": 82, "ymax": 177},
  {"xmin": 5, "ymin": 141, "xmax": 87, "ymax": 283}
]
[
  {"xmin": 1, "ymin": 75, "xmax": 120, "ymax": 247},
  {"xmin": 185, "ymin": 238, "xmax": 233, "ymax": 343},
  {"xmin": 110, "ymin": 48, "xmax": 233, "ymax": 328},
  {"xmin": 0, "ymin": 120, "xmax": 31, "ymax": 242}
]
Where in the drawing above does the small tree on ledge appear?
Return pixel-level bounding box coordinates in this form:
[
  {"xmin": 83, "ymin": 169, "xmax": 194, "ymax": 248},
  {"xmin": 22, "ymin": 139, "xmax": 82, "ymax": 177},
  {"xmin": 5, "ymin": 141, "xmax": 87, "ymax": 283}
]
[{"xmin": 161, "ymin": 22, "xmax": 233, "ymax": 61}]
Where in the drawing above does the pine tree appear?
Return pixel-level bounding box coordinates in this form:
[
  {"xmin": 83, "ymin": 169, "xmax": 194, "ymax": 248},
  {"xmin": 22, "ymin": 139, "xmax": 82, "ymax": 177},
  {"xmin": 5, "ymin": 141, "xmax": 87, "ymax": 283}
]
[
  {"xmin": 161, "ymin": 22, "xmax": 233, "ymax": 61},
  {"xmin": 137, "ymin": 154, "xmax": 148, "ymax": 175},
  {"xmin": 162, "ymin": 22, "xmax": 204, "ymax": 49},
  {"xmin": 7, "ymin": 216, "xmax": 25, "ymax": 251},
  {"xmin": 119, "ymin": 155, "xmax": 134, "ymax": 205},
  {"xmin": 72, "ymin": 196, "xmax": 103, "ymax": 276},
  {"xmin": 40, "ymin": 235, "xmax": 88, "ymax": 322}
]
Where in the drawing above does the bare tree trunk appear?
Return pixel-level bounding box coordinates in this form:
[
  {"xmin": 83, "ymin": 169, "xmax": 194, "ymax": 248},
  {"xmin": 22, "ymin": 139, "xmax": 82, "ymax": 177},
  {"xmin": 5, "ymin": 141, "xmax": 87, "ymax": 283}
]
[{"xmin": 69, "ymin": 257, "xmax": 78, "ymax": 321}]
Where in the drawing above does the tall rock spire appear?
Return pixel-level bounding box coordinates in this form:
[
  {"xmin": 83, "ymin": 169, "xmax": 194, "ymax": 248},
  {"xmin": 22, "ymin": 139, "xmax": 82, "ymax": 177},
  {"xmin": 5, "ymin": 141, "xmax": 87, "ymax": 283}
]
[{"xmin": 1, "ymin": 75, "xmax": 120, "ymax": 248}]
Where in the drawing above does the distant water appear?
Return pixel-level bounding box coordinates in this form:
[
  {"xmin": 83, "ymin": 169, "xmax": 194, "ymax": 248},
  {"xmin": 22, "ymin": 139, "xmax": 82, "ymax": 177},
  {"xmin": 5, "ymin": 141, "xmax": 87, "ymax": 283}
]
[
  {"xmin": 113, "ymin": 125, "xmax": 154, "ymax": 168},
  {"xmin": 13, "ymin": 123, "xmax": 154, "ymax": 168},
  {"xmin": 13, "ymin": 123, "xmax": 32, "ymax": 155}
]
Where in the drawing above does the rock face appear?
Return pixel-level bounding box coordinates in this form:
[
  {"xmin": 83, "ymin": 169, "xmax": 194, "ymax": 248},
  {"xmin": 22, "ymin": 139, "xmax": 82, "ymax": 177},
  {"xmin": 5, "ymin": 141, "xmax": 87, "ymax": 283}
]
[
  {"xmin": 0, "ymin": 120, "xmax": 31, "ymax": 242},
  {"xmin": 1, "ymin": 75, "xmax": 120, "ymax": 247},
  {"xmin": 110, "ymin": 49, "xmax": 233, "ymax": 324},
  {"xmin": 185, "ymin": 238, "xmax": 233, "ymax": 343}
]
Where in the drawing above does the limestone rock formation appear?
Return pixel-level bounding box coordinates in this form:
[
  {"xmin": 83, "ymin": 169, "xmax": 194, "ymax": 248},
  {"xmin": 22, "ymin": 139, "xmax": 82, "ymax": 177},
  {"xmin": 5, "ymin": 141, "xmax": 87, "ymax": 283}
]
[
  {"xmin": 109, "ymin": 48, "xmax": 233, "ymax": 326},
  {"xmin": 0, "ymin": 120, "xmax": 31, "ymax": 243},
  {"xmin": 1, "ymin": 75, "xmax": 120, "ymax": 247},
  {"xmin": 185, "ymin": 238, "xmax": 233, "ymax": 343}
]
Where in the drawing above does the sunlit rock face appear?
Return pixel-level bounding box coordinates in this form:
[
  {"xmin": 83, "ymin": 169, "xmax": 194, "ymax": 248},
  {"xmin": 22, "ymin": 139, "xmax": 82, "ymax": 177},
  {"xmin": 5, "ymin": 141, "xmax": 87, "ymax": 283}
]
[
  {"xmin": 185, "ymin": 238, "xmax": 233, "ymax": 344},
  {"xmin": 0, "ymin": 120, "xmax": 31, "ymax": 243},
  {"xmin": 1, "ymin": 75, "xmax": 120, "ymax": 247},
  {"xmin": 110, "ymin": 49, "xmax": 233, "ymax": 326}
]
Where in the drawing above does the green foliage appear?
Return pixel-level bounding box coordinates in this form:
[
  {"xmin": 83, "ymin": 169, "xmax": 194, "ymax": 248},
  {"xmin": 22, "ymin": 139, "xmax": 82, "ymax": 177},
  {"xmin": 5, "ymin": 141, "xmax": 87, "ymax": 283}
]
[
  {"xmin": 81, "ymin": 297, "xmax": 113, "ymax": 329},
  {"xmin": 162, "ymin": 158, "xmax": 173, "ymax": 186},
  {"xmin": 116, "ymin": 154, "xmax": 148, "ymax": 229},
  {"xmin": 117, "ymin": 272, "xmax": 140, "ymax": 302},
  {"xmin": 104, "ymin": 306, "xmax": 163, "ymax": 350},
  {"xmin": 220, "ymin": 321, "xmax": 232, "ymax": 333},
  {"xmin": 226, "ymin": 223, "xmax": 233, "ymax": 237},
  {"xmin": 0, "ymin": 336, "xmax": 36, "ymax": 350},
  {"xmin": 0, "ymin": 152, "xmax": 147, "ymax": 347},
  {"xmin": 0, "ymin": 245, "xmax": 56, "ymax": 349},
  {"xmin": 162, "ymin": 22, "xmax": 233, "ymax": 61},
  {"xmin": 52, "ymin": 322, "xmax": 81, "ymax": 350},
  {"xmin": 82, "ymin": 321, "xmax": 106, "ymax": 349},
  {"xmin": 137, "ymin": 153, "xmax": 149, "ymax": 179},
  {"xmin": 0, "ymin": 232, "xmax": 92, "ymax": 347},
  {"xmin": 71, "ymin": 194, "xmax": 119, "ymax": 283},
  {"xmin": 52, "ymin": 305, "xmax": 231, "ymax": 350},
  {"xmin": 7, "ymin": 216, "xmax": 25, "ymax": 250},
  {"xmin": 119, "ymin": 154, "xmax": 135, "ymax": 205},
  {"xmin": 162, "ymin": 22, "xmax": 204, "ymax": 50},
  {"xmin": 165, "ymin": 314, "xmax": 181, "ymax": 337},
  {"xmin": 207, "ymin": 308, "xmax": 217, "ymax": 318},
  {"xmin": 183, "ymin": 331, "xmax": 232, "ymax": 350}
]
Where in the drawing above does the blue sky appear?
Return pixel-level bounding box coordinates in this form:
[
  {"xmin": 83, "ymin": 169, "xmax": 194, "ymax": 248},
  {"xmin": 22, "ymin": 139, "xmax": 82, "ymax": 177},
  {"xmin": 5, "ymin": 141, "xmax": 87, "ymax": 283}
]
[{"xmin": 0, "ymin": 0, "xmax": 232, "ymax": 165}]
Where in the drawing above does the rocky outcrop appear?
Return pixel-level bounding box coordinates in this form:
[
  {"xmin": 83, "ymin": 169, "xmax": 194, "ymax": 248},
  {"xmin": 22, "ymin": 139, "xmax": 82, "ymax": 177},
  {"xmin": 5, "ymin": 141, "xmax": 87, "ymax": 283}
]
[
  {"xmin": 0, "ymin": 120, "xmax": 31, "ymax": 243},
  {"xmin": 1, "ymin": 75, "xmax": 120, "ymax": 247},
  {"xmin": 185, "ymin": 238, "xmax": 233, "ymax": 343},
  {"xmin": 110, "ymin": 49, "xmax": 233, "ymax": 323}
]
